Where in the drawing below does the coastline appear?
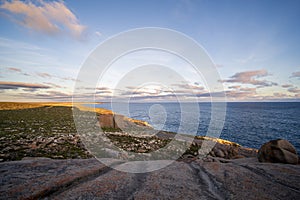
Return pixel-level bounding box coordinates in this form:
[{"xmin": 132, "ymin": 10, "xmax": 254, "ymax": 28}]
[
  {"xmin": 0, "ymin": 102, "xmax": 257, "ymax": 161},
  {"xmin": 1, "ymin": 102, "xmax": 300, "ymax": 199}
]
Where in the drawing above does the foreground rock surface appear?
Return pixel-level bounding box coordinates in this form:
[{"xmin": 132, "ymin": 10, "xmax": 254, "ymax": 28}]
[
  {"xmin": 1, "ymin": 157, "xmax": 300, "ymax": 199},
  {"xmin": 258, "ymin": 139, "xmax": 299, "ymax": 164}
]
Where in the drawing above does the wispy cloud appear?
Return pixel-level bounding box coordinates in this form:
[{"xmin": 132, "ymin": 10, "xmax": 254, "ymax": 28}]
[
  {"xmin": 0, "ymin": 81, "xmax": 50, "ymax": 90},
  {"xmin": 172, "ymin": 83, "xmax": 204, "ymax": 91},
  {"xmin": 7, "ymin": 67, "xmax": 21, "ymax": 72},
  {"xmin": 0, "ymin": 0, "xmax": 86, "ymax": 38},
  {"xmin": 4, "ymin": 66, "xmax": 77, "ymax": 83},
  {"xmin": 37, "ymin": 72, "xmax": 52, "ymax": 78},
  {"xmin": 6, "ymin": 67, "xmax": 30, "ymax": 76},
  {"xmin": 222, "ymin": 69, "xmax": 277, "ymax": 87},
  {"xmin": 37, "ymin": 71, "xmax": 77, "ymax": 82},
  {"xmin": 43, "ymin": 82, "xmax": 63, "ymax": 88}
]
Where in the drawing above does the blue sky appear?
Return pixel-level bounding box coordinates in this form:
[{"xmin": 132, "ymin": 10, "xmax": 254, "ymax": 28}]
[{"xmin": 0, "ymin": 0, "xmax": 299, "ymax": 102}]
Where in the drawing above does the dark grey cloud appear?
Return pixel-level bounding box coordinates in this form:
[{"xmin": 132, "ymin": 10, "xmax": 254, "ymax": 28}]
[{"xmin": 0, "ymin": 81, "xmax": 50, "ymax": 90}]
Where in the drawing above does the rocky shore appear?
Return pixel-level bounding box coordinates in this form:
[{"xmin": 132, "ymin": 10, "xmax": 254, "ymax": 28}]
[
  {"xmin": 1, "ymin": 102, "xmax": 299, "ymax": 199},
  {"xmin": 1, "ymin": 156, "xmax": 300, "ymax": 199}
]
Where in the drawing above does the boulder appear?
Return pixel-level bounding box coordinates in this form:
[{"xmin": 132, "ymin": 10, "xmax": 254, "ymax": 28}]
[
  {"xmin": 258, "ymin": 139, "xmax": 298, "ymax": 164},
  {"xmin": 99, "ymin": 114, "xmax": 115, "ymax": 128}
]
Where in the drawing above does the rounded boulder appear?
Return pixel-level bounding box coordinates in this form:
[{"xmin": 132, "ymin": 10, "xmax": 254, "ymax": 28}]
[{"xmin": 258, "ymin": 139, "xmax": 298, "ymax": 164}]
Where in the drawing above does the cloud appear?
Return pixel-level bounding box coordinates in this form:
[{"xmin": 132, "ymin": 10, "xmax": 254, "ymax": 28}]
[
  {"xmin": 273, "ymin": 92, "xmax": 289, "ymax": 98},
  {"xmin": 37, "ymin": 72, "xmax": 52, "ymax": 78},
  {"xmin": 0, "ymin": 81, "xmax": 50, "ymax": 90},
  {"xmin": 282, "ymin": 84, "xmax": 293, "ymax": 88},
  {"xmin": 120, "ymin": 89, "xmax": 162, "ymax": 97},
  {"xmin": 239, "ymin": 87, "xmax": 256, "ymax": 92},
  {"xmin": 291, "ymin": 71, "xmax": 300, "ymax": 78},
  {"xmin": 36, "ymin": 71, "xmax": 77, "ymax": 82},
  {"xmin": 4, "ymin": 67, "xmax": 77, "ymax": 83},
  {"xmin": 222, "ymin": 69, "xmax": 277, "ymax": 87},
  {"xmin": 172, "ymin": 83, "xmax": 204, "ymax": 90},
  {"xmin": 288, "ymin": 87, "xmax": 300, "ymax": 94},
  {"xmin": 12, "ymin": 90, "xmax": 73, "ymax": 101},
  {"xmin": 0, "ymin": 0, "xmax": 86, "ymax": 38},
  {"xmin": 96, "ymin": 87, "xmax": 112, "ymax": 94},
  {"xmin": 228, "ymin": 85, "xmax": 241, "ymax": 89},
  {"xmin": 196, "ymin": 91, "xmax": 225, "ymax": 98},
  {"xmin": 6, "ymin": 67, "xmax": 30, "ymax": 76},
  {"xmin": 43, "ymin": 82, "xmax": 63, "ymax": 88},
  {"xmin": 95, "ymin": 31, "xmax": 102, "ymax": 37},
  {"xmin": 7, "ymin": 67, "xmax": 21, "ymax": 72},
  {"xmin": 225, "ymin": 89, "xmax": 257, "ymax": 99}
]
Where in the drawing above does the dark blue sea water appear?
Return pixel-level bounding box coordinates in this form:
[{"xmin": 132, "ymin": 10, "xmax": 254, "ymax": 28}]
[{"xmin": 94, "ymin": 102, "xmax": 300, "ymax": 152}]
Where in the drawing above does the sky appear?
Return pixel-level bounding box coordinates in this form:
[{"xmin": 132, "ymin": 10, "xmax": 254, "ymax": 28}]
[{"xmin": 0, "ymin": 0, "xmax": 300, "ymax": 102}]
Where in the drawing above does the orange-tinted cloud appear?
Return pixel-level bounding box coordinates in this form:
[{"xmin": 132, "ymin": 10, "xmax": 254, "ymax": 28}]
[{"xmin": 0, "ymin": 0, "xmax": 86, "ymax": 38}]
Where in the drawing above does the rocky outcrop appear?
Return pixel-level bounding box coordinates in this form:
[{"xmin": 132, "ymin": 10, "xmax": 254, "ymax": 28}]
[
  {"xmin": 258, "ymin": 139, "xmax": 299, "ymax": 164},
  {"xmin": 100, "ymin": 131, "xmax": 258, "ymax": 161},
  {"xmin": 98, "ymin": 113, "xmax": 151, "ymax": 130},
  {"xmin": 1, "ymin": 157, "xmax": 300, "ymax": 199}
]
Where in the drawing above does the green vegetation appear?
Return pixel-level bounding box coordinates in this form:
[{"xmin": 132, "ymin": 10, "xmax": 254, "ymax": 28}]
[{"xmin": 0, "ymin": 106, "xmax": 92, "ymax": 161}]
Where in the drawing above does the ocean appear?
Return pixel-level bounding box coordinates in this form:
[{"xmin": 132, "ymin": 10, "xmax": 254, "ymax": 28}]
[{"xmin": 94, "ymin": 102, "xmax": 300, "ymax": 152}]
